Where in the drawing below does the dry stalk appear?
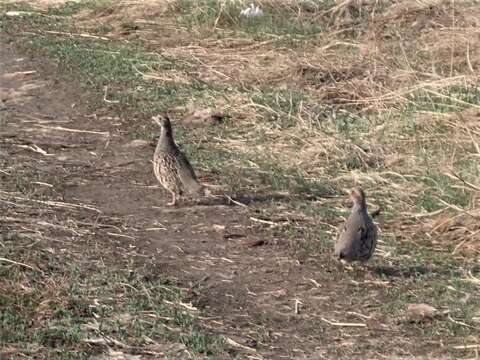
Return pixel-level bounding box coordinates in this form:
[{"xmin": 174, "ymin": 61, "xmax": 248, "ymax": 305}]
[
  {"xmin": 43, "ymin": 30, "xmax": 110, "ymax": 41},
  {"xmin": 33, "ymin": 124, "xmax": 110, "ymax": 136},
  {"xmin": 321, "ymin": 317, "xmax": 367, "ymax": 327},
  {"xmin": 0, "ymin": 256, "xmax": 40, "ymax": 272}
]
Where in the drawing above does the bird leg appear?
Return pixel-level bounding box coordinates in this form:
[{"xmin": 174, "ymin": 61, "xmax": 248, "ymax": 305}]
[
  {"xmin": 167, "ymin": 191, "xmax": 177, "ymax": 206},
  {"xmin": 359, "ymin": 261, "xmax": 369, "ymax": 272}
]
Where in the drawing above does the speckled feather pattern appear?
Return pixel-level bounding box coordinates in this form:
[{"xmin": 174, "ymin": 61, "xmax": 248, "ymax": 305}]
[
  {"xmin": 153, "ymin": 152, "xmax": 183, "ymax": 196},
  {"xmin": 152, "ymin": 115, "xmax": 204, "ymax": 203}
]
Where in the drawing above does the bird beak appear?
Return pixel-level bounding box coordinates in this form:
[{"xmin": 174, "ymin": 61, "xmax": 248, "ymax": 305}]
[
  {"xmin": 152, "ymin": 116, "xmax": 162, "ymax": 126},
  {"xmin": 340, "ymin": 188, "xmax": 351, "ymax": 196}
]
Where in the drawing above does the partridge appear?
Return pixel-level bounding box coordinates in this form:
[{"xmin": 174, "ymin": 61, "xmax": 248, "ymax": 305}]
[
  {"xmin": 152, "ymin": 114, "xmax": 205, "ymax": 206},
  {"xmin": 334, "ymin": 186, "xmax": 377, "ymax": 263}
]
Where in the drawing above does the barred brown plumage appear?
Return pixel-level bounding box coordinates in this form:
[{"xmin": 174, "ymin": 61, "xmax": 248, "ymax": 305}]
[
  {"xmin": 334, "ymin": 187, "xmax": 377, "ymax": 263},
  {"xmin": 152, "ymin": 114, "xmax": 205, "ymax": 206}
]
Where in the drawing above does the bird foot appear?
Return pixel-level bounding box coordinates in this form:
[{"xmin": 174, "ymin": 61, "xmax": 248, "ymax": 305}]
[
  {"xmin": 167, "ymin": 193, "xmax": 179, "ymax": 206},
  {"xmin": 338, "ymin": 259, "xmax": 355, "ymax": 271},
  {"xmin": 344, "ymin": 264, "xmax": 355, "ymax": 272},
  {"xmin": 167, "ymin": 198, "xmax": 177, "ymax": 206}
]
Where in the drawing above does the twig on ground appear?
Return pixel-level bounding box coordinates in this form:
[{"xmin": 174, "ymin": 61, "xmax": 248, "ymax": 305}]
[
  {"xmin": 294, "ymin": 298, "xmax": 302, "ymax": 314},
  {"xmin": 449, "ymin": 170, "xmax": 480, "ymax": 192},
  {"xmin": 0, "ymin": 256, "xmax": 38, "ymax": 271},
  {"xmin": 16, "ymin": 144, "xmax": 54, "ymax": 156},
  {"xmin": 250, "ymin": 217, "xmax": 281, "ymax": 226},
  {"xmin": 44, "ymin": 30, "xmax": 110, "ymax": 41},
  {"xmin": 33, "ymin": 124, "xmax": 110, "ymax": 136},
  {"xmin": 224, "ymin": 337, "xmax": 257, "ymax": 353},
  {"xmin": 0, "ymin": 192, "xmax": 102, "ymax": 213},
  {"xmin": 453, "ymin": 344, "xmax": 479, "ymax": 350},
  {"xmin": 346, "ymin": 311, "xmax": 372, "ymax": 320},
  {"xmin": 321, "ymin": 317, "xmax": 367, "ymax": 327},
  {"xmin": 107, "ymin": 232, "xmax": 136, "ymax": 240},
  {"xmin": 448, "ymin": 316, "xmax": 478, "ymax": 330},
  {"xmin": 103, "ymin": 86, "xmax": 120, "ymax": 104},
  {"xmin": 224, "ymin": 194, "xmax": 248, "ymax": 207}
]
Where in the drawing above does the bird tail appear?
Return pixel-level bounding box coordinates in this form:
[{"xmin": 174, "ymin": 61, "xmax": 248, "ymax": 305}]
[
  {"xmin": 185, "ymin": 180, "xmax": 208, "ymax": 197},
  {"xmin": 333, "ymin": 242, "xmax": 347, "ymax": 260},
  {"xmin": 196, "ymin": 184, "xmax": 208, "ymax": 197}
]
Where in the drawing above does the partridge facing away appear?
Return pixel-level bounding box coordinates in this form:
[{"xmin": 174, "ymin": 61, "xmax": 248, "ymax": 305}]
[
  {"xmin": 152, "ymin": 114, "xmax": 205, "ymax": 206},
  {"xmin": 334, "ymin": 186, "xmax": 377, "ymax": 263}
]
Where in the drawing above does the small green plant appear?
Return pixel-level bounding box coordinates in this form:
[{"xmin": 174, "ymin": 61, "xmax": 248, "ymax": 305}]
[
  {"xmin": 46, "ymin": 0, "xmax": 111, "ymax": 16},
  {"xmin": 416, "ymin": 170, "xmax": 472, "ymax": 212},
  {"xmin": 120, "ymin": 18, "xmax": 139, "ymax": 32},
  {"xmin": 251, "ymin": 88, "xmax": 306, "ymax": 127},
  {"xmin": 0, "ymin": 254, "xmax": 224, "ymax": 356},
  {"xmin": 404, "ymin": 84, "xmax": 480, "ymax": 114},
  {"xmin": 94, "ymin": 23, "xmax": 114, "ymax": 34}
]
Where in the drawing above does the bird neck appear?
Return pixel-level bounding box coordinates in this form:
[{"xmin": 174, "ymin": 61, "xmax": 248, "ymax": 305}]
[
  {"xmin": 158, "ymin": 126, "xmax": 176, "ymax": 149},
  {"xmin": 352, "ymin": 200, "xmax": 367, "ymax": 212}
]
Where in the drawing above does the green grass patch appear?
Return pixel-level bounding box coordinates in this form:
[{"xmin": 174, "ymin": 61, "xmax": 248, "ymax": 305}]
[
  {"xmin": 46, "ymin": 0, "xmax": 112, "ymax": 16},
  {"xmin": 0, "ymin": 238, "xmax": 224, "ymax": 357},
  {"xmin": 237, "ymin": 158, "xmax": 336, "ymax": 198},
  {"xmin": 251, "ymin": 88, "xmax": 306, "ymax": 127},
  {"xmin": 173, "ymin": 0, "xmax": 325, "ymax": 38},
  {"xmin": 416, "ymin": 170, "xmax": 471, "ymax": 212},
  {"xmin": 404, "ymin": 84, "xmax": 480, "ymax": 114}
]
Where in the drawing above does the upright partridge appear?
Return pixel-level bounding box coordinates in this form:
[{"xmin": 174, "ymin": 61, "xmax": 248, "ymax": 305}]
[
  {"xmin": 152, "ymin": 114, "xmax": 205, "ymax": 206},
  {"xmin": 334, "ymin": 186, "xmax": 377, "ymax": 263}
]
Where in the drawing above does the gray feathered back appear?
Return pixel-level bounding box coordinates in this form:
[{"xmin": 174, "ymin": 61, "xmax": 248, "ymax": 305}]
[{"xmin": 334, "ymin": 187, "xmax": 377, "ymax": 262}]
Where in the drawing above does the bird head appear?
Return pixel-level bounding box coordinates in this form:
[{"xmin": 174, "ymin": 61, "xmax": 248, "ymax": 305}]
[
  {"xmin": 349, "ymin": 186, "xmax": 366, "ymax": 205},
  {"xmin": 152, "ymin": 114, "xmax": 174, "ymax": 140},
  {"xmin": 152, "ymin": 114, "xmax": 172, "ymax": 129}
]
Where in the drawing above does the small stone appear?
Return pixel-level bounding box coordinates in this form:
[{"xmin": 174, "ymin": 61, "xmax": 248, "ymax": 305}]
[
  {"xmin": 407, "ymin": 303, "xmax": 438, "ymax": 322},
  {"xmin": 124, "ymin": 139, "xmax": 149, "ymax": 148}
]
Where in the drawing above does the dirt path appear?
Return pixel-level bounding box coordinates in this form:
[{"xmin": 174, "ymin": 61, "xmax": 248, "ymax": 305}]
[{"xmin": 2, "ymin": 41, "xmax": 426, "ymax": 359}]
